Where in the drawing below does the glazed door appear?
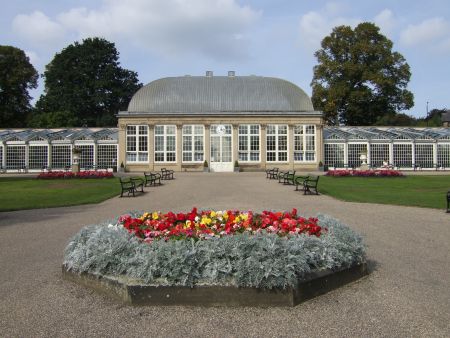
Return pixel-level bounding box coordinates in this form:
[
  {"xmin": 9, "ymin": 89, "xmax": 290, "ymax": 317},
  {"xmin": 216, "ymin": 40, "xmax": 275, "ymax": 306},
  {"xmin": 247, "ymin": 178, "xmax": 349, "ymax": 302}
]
[{"xmin": 210, "ymin": 124, "xmax": 233, "ymax": 172}]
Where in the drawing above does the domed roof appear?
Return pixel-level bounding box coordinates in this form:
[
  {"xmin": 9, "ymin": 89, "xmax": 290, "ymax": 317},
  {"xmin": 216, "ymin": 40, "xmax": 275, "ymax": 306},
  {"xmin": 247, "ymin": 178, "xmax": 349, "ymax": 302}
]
[{"xmin": 126, "ymin": 75, "xmax": 314, "ymax": 114}]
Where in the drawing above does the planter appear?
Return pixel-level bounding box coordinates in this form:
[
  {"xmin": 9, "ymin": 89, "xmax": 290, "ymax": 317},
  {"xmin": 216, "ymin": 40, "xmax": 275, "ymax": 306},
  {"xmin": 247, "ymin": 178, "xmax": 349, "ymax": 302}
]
[
  {"xmin": 234, "ymin": 167, "xmax": 240, "ymax": 173},
  {"xmin": 62, "ymin": 263, "xmax": 368, "ymax": 307}
]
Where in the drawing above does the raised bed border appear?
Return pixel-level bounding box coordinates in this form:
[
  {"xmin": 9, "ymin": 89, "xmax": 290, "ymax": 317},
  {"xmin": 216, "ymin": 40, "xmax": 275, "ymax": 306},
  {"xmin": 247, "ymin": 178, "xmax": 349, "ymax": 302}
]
[{"xmin": 62, "ymin": 262, "xmax": 368, "ymax": 307}]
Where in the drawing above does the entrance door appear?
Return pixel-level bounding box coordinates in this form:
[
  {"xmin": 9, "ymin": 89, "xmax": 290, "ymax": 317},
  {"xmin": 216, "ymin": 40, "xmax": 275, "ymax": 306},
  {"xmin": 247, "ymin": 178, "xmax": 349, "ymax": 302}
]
[{"xmin": 210, "ymin": 124, "xmax": 233, "ymax": 172}]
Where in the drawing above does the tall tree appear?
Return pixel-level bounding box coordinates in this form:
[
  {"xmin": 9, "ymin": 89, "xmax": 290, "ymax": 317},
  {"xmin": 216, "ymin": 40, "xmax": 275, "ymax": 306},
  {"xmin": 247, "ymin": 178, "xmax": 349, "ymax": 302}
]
[
  {"xmin": 35, "ymin": 37, "xmax": 142, "ymax": 127},
  {"xmin": 0, "ymin": 46, "xmax": 38, "ymax": 127},
  {"xmin": 311, "ymin": 22, "xmax": 414, "ymax": 125}
]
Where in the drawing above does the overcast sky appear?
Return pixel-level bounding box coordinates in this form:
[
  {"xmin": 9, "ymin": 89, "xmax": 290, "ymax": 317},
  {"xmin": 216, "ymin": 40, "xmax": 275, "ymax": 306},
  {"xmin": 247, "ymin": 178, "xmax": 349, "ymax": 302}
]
[{"xmin": 2, "ymin": 0, "xmax": 450, "ymax": 117}]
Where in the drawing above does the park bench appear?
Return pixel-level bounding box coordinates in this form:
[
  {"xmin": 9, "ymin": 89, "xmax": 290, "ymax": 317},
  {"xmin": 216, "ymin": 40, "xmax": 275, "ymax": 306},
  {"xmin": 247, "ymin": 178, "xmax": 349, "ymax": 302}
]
[
  {"xmin": 447, "ymin": 191, "xmax": 450, "ymax": 213},
  {"xmin": 161, "ymin": 168, "xmax": 174, "ymax": 180},
  {"xmin": 278, "ymin": 170, "xmax": 295, "ymax": 184},
  {"xmin": 303, "ymin": 176, "xmax": 319, "ymax": 195},
  {"xmin": 294, "ymin": 175, "xmax": 309, "ymax": 191},
  {"xmin": 144, "ymin": 172, "xmax": 162, "ymax": 186},
  {"xmin": 266, "ymin": 167, "xmax": 279, "ymax": 179},
  {"xmin": 119, "ymin": 177, "xmax": 144, "ymax": 197}
]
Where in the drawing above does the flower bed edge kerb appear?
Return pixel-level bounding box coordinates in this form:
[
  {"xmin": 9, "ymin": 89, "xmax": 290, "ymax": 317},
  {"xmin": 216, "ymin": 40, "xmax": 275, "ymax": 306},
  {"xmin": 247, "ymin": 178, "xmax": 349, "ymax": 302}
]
[{"xmin": 62, "ymin": 262, "xmax": 368, "ymax": 307}]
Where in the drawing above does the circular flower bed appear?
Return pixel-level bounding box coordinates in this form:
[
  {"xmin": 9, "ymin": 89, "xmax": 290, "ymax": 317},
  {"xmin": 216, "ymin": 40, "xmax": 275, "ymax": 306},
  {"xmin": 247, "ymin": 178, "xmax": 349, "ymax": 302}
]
[
  {"xmin": 38, "ymin": 171, "xmax": 114, "ymax": 179},
  {"xmin": 64, "ymin": 208, "xmax": 366, "ymax": 290},
  {"xmin": 326, "ymin": 169, "xmax": 403, "ymax": 177}
]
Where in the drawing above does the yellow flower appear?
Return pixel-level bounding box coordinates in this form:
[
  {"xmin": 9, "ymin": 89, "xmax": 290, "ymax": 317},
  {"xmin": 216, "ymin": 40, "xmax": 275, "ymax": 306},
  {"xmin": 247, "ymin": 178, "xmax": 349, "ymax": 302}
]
[
  {"xmin": 241, "ymin": 213, "xmax": 248, "ymax": 221},
  {"xmin": 201, "ymin": 217, "xmax": 212, "ymax": 225},
  {"xmin": 223, "ymin": 213, "xmax": 229, "ymax": 220},
  {"xmin": 152, "ymin": 211, "xmax": 159, "ymax": 220},
  {"xmin": 210, "ymin": 211, "xmax": 216, "ymax": 218}
]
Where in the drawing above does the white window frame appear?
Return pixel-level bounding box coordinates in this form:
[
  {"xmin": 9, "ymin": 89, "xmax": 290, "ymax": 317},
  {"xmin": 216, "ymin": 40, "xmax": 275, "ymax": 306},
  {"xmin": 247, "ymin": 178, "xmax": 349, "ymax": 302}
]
[
  {"xmin": 238, "ymin": 124, "xmax": 261, "ymax": 163},
  {"xmin": 266, "ymin": 124, "xmax": 289, "ymax": 163},
  {"xmin": 126, "ymin": 125, "xmax": 148, "ymax": 163},
  {"xmin": 294, "ymin": 125, "xmax": 316, "ymax": 163},
  {"xmin": 182, "ymin": 125, "xmax": 204, "ymax": 163},
  {"xmin": 154, "ymin": 125, "xmax": 177, "ymax": 163}
]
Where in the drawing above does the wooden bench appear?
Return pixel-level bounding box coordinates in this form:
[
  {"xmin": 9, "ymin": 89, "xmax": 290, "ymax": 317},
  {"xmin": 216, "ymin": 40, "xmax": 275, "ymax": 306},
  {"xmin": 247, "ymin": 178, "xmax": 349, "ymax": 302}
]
[
  {"xmin": 120, "ymin": 178, "xmax": 136, "ymax": 197},
  {"xmin": 266, "ymin": 167, "xmax": 279, "ymax": 179},
  {"xmin": 119, "ymin": 177, "xmax": 144, "ymax": 197},
  {"xmin": 294, "ymin": 175, "xmax": 309, "ymax": 191},
  {"xmin": 303, "ymin": 176, "xmax": 319, "ymax": 195},
  {"xmin": 278, "ymin": 170, "xmax": 295, "ymax": 185},
  {"xmin": 144, "ymin": 172, "xmax": 162, "ymax": 186},
  {"xmin": 447, "ymin": 191, "xmax": 450, "ymax": 213},
  {"xmin": 161, "ymin": 168, "xmax": 174, "ymax": 180}
]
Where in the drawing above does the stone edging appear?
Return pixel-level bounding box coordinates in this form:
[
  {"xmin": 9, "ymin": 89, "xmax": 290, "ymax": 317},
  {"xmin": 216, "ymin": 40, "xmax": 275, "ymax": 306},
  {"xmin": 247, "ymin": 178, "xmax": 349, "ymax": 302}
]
[{"xmin": 62, "ymin": 262, "xmax": 368, "ymax": 307}]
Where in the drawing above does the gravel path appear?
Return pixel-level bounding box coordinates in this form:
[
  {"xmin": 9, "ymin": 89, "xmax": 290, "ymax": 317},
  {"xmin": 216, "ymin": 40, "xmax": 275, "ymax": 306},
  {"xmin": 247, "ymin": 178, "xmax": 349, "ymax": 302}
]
[{"xmin": 0, "ymin": 172, "xmax": 449, "ymax": 337}]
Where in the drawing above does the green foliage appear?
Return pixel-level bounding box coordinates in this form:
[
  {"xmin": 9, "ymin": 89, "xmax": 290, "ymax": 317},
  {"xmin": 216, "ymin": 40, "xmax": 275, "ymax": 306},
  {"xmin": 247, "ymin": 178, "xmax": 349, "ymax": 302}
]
[
  {"xmin": 27, "ymin": 110, "xmax": 79, "ymax": 128},
  {"xmin": 375, "ymin": 109, "xmax": 445, "ymax": 127},
  {"xmin": 64, "ymin": 214, "xmax": 366, "ymax": 289},
  {"xmin": 320, "ymin": 175, "xmax": 450, "ymax": 209},
  {"xmin": 311, "ymin": 23, "xmax": 414, "ymax": 126},
  {"xmin": 0, "ymin": 177, "xmax": 120, "ymax": 211},
  {"xmin": 36, "ymin": 37, "xmax": 142, "ymax": 127},
  {"xmin": 0, "ymin": 45, "xmax": 38, "ymax": 127}
]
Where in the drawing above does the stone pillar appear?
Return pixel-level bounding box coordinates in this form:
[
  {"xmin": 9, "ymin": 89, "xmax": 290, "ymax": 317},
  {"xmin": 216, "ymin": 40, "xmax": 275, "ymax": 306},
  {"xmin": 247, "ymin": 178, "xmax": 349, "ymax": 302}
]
[
  {"xmin": 411, "ymin": 141, "xmax": 416, "ymax": 168},
  {"xmin": 389, "ymin": 142, "xmax": 394, "ymax": 166},
  {"xmin": 232, "ymin": 124, "xmax": 239, "ymax": 165},
  {"xmin": 288, "ymin": 124, "xmax": 294, "ymax": 169},
  {"xmin": 1, "ymin": 143, "xmax": 5, "ymax": 170},
  {"xmin": 118, "ymin": 123, "xmax": 126, "ymax": 168},
  {"xmin": 433, "ymin": 142, "xmax": 438, "ymax": 168},
  {"xmin": 204, "ymin": 124, "xmax": 211, "ymax": 166},
  {"xmin": 47, "ymin": 143, "xmax": 52, "ymax": 170},
  {"xmin": 366, "ymin": 142, "xmax": 371, "ymax": 166},
  {"xmin": 260, "ymin": 124, "xmax": 266, "ymax": 169},
  {"xmin": 316, "ymin": 124, "xmax": 323, "ymax": 167},
  {"xmin": 148, "ymin": 124, "xmax": 154, "ymax": 171},
  {"xmin": 25, "ymin": 142, "xmax": 29, "ymax": 172},
  {"xmin": 176, "ymin": 124, "xmax": 183, "ymax": 171},
  {"xmin": 343, "ymin": 143, "xmax": 348, "ymax": 168},
  {"xmin": 93, "ymin": 142, "xmax": 97, "ymax": 170}
]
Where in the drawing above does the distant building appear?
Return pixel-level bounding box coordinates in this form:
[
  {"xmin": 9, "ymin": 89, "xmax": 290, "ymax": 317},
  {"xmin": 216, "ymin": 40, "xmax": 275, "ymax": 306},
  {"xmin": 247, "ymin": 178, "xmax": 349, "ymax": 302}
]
[{"xmin": 1, "ymin": 72, "xmax": 450, "ymax": 172}]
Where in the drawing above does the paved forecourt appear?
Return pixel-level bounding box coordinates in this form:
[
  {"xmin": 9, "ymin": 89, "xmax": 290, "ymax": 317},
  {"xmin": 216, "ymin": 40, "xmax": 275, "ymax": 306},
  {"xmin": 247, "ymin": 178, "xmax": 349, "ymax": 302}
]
[{"xmin": 0, "ymin": 172, "xmax": 449, "ymax": 337}]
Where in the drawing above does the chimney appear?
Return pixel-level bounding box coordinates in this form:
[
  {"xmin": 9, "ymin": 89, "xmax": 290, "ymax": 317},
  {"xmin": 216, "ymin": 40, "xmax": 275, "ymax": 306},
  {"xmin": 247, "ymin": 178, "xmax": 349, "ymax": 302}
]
[
  {"xmin": 228, "ymin": 71, "xmax": 235, "ymax": 77},
  {"xmin": 206, "ymin": 71, "xmax": 213, "ymax": 77}
]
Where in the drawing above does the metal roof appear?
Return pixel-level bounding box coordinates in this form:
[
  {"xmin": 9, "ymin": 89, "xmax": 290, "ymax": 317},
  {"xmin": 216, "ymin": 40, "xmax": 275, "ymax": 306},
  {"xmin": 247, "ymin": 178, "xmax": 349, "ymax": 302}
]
[
  {"xmin": 123, "ymin": 76, "xmax": 315, "ymax": 115},
  {"xmin": 0, "ymin": 129, "xmax": 118, "ymax": 142},
  {"xmin": 324, "ymin": 127, "xmax": 450, "ymax": 141}
]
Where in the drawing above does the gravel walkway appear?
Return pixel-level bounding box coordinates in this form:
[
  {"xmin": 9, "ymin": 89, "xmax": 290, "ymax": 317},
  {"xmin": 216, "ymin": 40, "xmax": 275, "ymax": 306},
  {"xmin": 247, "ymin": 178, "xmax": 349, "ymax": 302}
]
[{"xmin": 0, "ymin": 172, "xmax": 449, "ymax": 337}]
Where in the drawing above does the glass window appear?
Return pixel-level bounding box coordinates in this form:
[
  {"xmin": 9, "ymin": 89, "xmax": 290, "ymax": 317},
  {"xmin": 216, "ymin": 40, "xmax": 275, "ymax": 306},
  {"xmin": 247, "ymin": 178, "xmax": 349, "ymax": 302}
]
[
  {"xmin": 266, "ymin": 125, "xmax": 288, "ymax": 162},
  {"xmin": 6, "ymin": 145, "xmax": 26, "ymax": 170},
  {"xmin": 437, "ymin": 144, "xmax": 450, "ymax": 167},
  {"xmin": 29, "ymin": 145, "xmax": 48, "ymax": 169},
  {"xmin": 348, "ymin": 144, "xmax": 367, "ymax": 168},
  {"xmin": 126, "ymin": 125, "xmax": 148, "ymax": 163},
  {"xmin": 294, "ymin": 125, "xmax": 316, "ymax": 162},
  {"xmin": 324, "ymin": 144, "xmax": 345, "ymax": 167},
  {"xmin": 97, "ymin": 145, "xmax": 118, "ymax": 169},
  {"xmin": 370, "ymin": 144, "xmax": 390, "ymax": 168},
  {"xmin": 77, "ymin": 145, "xmax": 94, "ymax": 169},
  {"xmin": 155, "ymin": 125, "xmax": 177, "ymax": 163},
  {"xmin": 51, "ymin": 145, "xmax": 71, "ymax": 169},
  {"xmin": 238, "ymin": 125, "xmax": 260, "ymax": 162},
  {"xmin": 182, "ymin": 125, "xmax": 204, "ymax": 162},
  {"xmin": 393, "ymin": 144, "xmax": 412, "ymax": 167},
  {"xmin": 415, "ymin": 144, "xmax": 433, "ymax": 168}
]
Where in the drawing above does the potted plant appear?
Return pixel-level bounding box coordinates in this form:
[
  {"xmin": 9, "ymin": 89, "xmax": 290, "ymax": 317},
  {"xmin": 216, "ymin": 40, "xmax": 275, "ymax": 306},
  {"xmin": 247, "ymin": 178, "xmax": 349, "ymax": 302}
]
[
  {"xmin": 119, "ymin": 162, "xmax": 125, "ymax": 173},
  {"xmin": 234, "ymin": 160, "xmax": 240, "ymax": 173},
  {"xmin": 318, "ymin": 161, "xmax": 324, "ymax": 171},
  {"xmin": 203, "ymin": 160, "xmax": 209, "ymax": 172}
]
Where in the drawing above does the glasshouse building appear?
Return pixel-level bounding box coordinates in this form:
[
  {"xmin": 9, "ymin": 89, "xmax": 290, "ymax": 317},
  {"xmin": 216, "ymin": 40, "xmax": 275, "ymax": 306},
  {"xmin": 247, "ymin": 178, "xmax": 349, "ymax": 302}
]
[{"xmin": 0, "ymin": 73, "xmax": 449, "ymax": 172}]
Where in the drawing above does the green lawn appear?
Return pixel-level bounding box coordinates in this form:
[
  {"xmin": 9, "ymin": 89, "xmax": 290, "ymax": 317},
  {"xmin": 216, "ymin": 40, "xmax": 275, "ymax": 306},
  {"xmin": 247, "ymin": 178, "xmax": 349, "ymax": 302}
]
[
  {"xmin": 318, "ymin": 175, "xmax": 450, "ymax": 209},
  {"xmin": 0, "ymin": 177, "xmax": 121, "ymax": 211}
]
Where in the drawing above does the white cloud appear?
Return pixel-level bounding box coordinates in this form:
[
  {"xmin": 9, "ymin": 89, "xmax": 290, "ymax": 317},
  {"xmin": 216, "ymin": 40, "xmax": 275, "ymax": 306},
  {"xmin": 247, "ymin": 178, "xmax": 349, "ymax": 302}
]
[
  {"xmin": 298, "ymin": 4, "xmax": 360, "ymax": 51},
  {"xmin": 400, "ymin": 17, "xmax": 450, "ymax": 46},
  {"xmin": 13, "ymin": 0, "xmax": 261, "ymax": 61},
  {"xmin": 24, "ymin": 50, "xmax": 40, "ymax": 67},
  {"xmin": 12, "ymin": 11, "xmax": 66, "ymax": 47},
  {"xmin": 374, "ymin": 9, "xmax": 395, "ymax": 36}
]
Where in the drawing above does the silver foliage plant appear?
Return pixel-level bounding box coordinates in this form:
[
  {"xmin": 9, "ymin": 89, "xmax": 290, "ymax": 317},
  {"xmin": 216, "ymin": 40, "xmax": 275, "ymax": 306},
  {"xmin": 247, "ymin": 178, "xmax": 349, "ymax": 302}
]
[{"xmin": 63, "ymin": 214, "xmax": 366, "ymax": 289}]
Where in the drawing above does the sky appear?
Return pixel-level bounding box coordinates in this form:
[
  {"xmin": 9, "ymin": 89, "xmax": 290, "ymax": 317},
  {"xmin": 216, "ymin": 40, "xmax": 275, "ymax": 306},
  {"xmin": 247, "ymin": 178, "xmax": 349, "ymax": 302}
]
[{"xmin": 1, "ymin": 0, "xmax": 450, "ymax": 118}]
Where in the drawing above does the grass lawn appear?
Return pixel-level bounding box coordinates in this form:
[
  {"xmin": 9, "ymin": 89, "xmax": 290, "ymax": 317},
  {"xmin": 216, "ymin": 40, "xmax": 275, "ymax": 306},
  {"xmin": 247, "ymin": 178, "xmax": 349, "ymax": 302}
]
[
  {"xmin": 0, "ymin": 177, "xmax": 121, "ymax": 211},
  {"xmin": 319, "ymin": 175, "xmax": 450, "ymax": 209}
]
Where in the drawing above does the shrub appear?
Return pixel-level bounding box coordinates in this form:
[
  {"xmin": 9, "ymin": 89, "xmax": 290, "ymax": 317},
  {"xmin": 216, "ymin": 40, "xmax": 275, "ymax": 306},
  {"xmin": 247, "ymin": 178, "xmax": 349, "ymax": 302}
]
[{"xmin": 37, "ymin": 171, "xmax": 114, "ymax": 179}]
